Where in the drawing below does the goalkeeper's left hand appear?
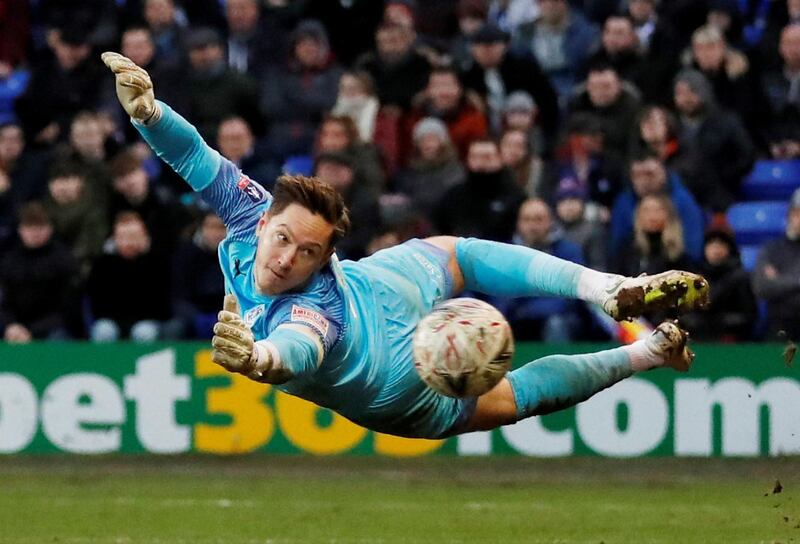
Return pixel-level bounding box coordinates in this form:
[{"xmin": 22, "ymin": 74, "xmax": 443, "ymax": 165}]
[{"xmin": 211, "ymin": 294, "xmax": 257, "ymax": 375}]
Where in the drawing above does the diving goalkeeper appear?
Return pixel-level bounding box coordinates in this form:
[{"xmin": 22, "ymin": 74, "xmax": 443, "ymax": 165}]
[{"xmin": 102, "ymin": 52, "xmax": 709, "ymax": 439}]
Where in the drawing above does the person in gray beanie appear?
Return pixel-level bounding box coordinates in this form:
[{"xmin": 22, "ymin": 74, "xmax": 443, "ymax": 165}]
[
  {"xmin": 393, "ymin": 117, "xmax": 465, "ymax": 218},
  {"xmin": 671, "ymin": 68, "xmax": 755, "ymax": 211}
]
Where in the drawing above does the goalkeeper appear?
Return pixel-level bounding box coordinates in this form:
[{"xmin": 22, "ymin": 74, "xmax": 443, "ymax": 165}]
[{"xmin": 103, "ymin": 52, "xmax": 709, "ymax": 439}]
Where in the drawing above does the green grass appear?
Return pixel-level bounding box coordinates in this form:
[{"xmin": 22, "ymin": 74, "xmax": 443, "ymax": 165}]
[{"xmin": 1, "ymin": 456, "xmax": 799, "ymax": 544}]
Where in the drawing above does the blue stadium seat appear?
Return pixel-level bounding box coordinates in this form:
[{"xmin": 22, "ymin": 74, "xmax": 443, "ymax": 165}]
[
  {"xmin": 740, "ymin": 160, "xmax": 800, "ymax": 200},
  {"xmin": 738, "ymin": 244, "xmax": 761, "ymax": 272},
  {"xmin": 0, "ymin": 69, "xmax": 29, "ymax": 125},
  {"xmin": 281, "ymin": 154, "xmax": 314, "ymax": 176},
  {"xmin": 726, "ymin": 201, "xmax": 788, "ymax": 245}
]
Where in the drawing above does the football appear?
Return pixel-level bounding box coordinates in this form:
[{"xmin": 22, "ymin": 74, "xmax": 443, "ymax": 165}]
[{"xmin": 413, "ymin": 298, "xmax": 514, "ymax": 398}]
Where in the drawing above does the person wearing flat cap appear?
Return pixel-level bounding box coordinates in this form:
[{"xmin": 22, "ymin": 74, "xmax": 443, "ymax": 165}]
[{"xmin": 460, "ymin": 22, "xmax": 559, "ymax": 155}]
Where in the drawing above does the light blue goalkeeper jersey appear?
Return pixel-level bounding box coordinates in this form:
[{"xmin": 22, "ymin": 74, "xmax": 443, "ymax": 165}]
[{"xmin": 137, "ymin": 102, "xmax": 471, "ymax": 438}]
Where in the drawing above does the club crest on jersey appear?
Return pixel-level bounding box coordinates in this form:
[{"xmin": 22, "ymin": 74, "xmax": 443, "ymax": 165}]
[
  {"xmin": 291, "ymin": 305, "xmax": 329, "ymax": 337},
  {"xmin": 244, "ymin": 304, "xmax": 265, "ymax": 327},
  {"xmin": 237, "ymin": 175, "xmax": 266, "ymax": 203}
]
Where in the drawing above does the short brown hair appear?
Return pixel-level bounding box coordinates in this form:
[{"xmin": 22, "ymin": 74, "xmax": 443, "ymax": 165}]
[
  {"xmin": 269, "ymin": 175, "xmax": 350, "ymax": 248},
  {"xmin": 109, "ymin": 149, "xmax": 144, "ymax": 179},
  {"xmin": 18, "ymin": 201, "xmax": 51, "ymax": 226}
]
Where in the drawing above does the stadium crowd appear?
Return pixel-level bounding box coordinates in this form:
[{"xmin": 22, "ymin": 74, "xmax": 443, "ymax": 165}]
[{"xmin": 0, "ymin": 0, "xmax": 799, "ymax": 344}]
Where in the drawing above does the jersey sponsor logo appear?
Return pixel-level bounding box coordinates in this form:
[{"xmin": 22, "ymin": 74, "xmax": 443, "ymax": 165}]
[
  {"xmin": 291, "ymin": 305, "xmax": 330, "ymax": 337},
  {"xmin": 244, "ymin": 304, "xmax": 265, "ymax": 327},
  {"xmin": 237, "ymin": 175, "xmax": 267, "ymax": 203}
]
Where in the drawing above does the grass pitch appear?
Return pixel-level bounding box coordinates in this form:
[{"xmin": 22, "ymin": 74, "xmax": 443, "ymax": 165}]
[{"xmin": 1, "ymin": 456, "xmax": 799, "ymax": 544}]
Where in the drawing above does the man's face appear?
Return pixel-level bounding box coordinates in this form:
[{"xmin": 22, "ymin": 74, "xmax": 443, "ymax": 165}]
[
  {"xmin": 603, "ymin": 17, "xmax": 637, "ymax": 54},
  {"xmin": 693, "ymin": 39, "xmax": 726, "ymax": 71},
  {"xmin": 417, "ymin": 133, "xmax": 445, "ymax": 161},
  {"xmin": 780, "ymin": 26, "xmax": 800, "ymax": 69},
  {"xmin": 48, "ymin": 176, "xmax": 84, "ymax": 205},
  {"xmin": 70, "ymin": 119, "xmax": 104, "ymax": 160},
  {"xmin": 470, "ymin": 42, "xmax": 507, "ymax": 69},
  {"xmin": 18, "ymin": 223, "xmax": 53, "ymax": 249},
  {"xmin": 121, "ymin": 29, "xmax": 155, "ymax": 67},
  {"xmin": 640, "ymin": 108, "xmax": 669, "ymax": 144},
  {"xmin": 428, "ymin": 73, "xmax": 462, "ymax": 112},
  {"xmin": 218, "ymin": 118, "xmax": 253, "ymax": 162},
  {"xmin": 631, "ymin": 158, "xmax": 667, "ymax": 197},
  {"xmin": 538, "ymin": 0, "xmax": 568, "ymax": 25},
  {"xmin": 0, "ymin": 124, "xmax": 24, "ymax": 164},
  {"xmin": 315, "ymin": 161, "xmax": 354, "ymax": 192},
  {"xmin": 376, "ymin": 27, "xmax": 412, "ymax": 63},
  {"xmin": 114, "ymin": 220, "xmax": 151, "ymax": 259},
  {"xmin": 113, "ymin": 168, "xmax": 150, "ymax": 201},
  {"xmin": 556, "ymin": 198, "xmax": 584, "ymax": 224},
  {"xmin": 459, "ymin": 15, "xmax": 484, "ymax": 36},
  {"xmin": 189, "ymin": 44, "xmax": 224, "ymax": 72},
  {"xmin": 628, "ymin": 0, "xmax": 654, "ymax": 24},
  {"xmin": 788, "ymin": 207, "xmax": 800, "ymax": 239},
  {"xmin": 674, "ymin": 81, "xmax": 703, "ymax": 116},
  {"xmin": 201, "ymin": 214, "xmax": 227, "ymax": 249},
  {"xmin": 467, "ymin": 141, "xmax": 502, "ymax": 173},
  {"xmin": 516, "ymin": 199, "xmax": 552, "ymax": 247},
  {"xmin": 145, "ymin": 0, "xmax": 175, "ymax": 28},
  {"xmin": 227, "ymin": 0, "xmax": 259, "ymax": 33},
  {"xmin": 253, "ymin": 203, "xmax": 334, "ymax": 295},
  {"xmin": 500, "ymin": 130, "xmax": 527, "ymax": 167},
  {"xmin": 587, "ymin": 69, "xmax": 621, "ymax": 108},
  {"xmin": 295, "ymin": 37, "xmax": 325, "ymax": 68},
  {"xmin": 704, "ymin": 238, "xmax": 730, "ymax": 265},
  {"xmin": 318, "ymin": 121, "xmax": 350, "ymax": 152}
]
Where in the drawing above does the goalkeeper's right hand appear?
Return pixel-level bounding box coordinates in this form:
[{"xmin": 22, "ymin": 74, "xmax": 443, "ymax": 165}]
[{"xmin": 101, "ymin": 52, "xmax": 161, "ymax": 124}]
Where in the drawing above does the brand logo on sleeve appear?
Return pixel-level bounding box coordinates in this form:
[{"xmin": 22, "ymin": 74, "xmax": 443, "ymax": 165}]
[
  {"xmin": 291, "ymin": 305, "xmax": 330, "ymax": 337},
  {"xmin": 237, "ymin": 175, "xmax": 266, "ymax": 203},
  {"xmin": 244, "ymin": 304, "xmax": 265, "ymax": 327}
]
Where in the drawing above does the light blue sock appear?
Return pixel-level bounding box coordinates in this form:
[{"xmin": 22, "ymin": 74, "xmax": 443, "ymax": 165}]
[
  {"xmin": 455, "ymin": 238, "xmax": 592, "ymax": 299},
  {"xmin": 507, "ymin": 347, "xmax": 633, "ymax": 419}
]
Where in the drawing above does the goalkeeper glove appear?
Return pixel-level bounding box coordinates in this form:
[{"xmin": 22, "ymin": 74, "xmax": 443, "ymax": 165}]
[{"xmin": 101, "ymin": 51, "xmax": 161, "ymax": 124}]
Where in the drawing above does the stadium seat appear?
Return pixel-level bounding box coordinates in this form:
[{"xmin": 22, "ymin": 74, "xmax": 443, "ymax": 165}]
[
  {"xmin": 281, "ymin": 154, "xmax": 314, "ymax": 176},
  {"xmin": 740, "ymin": 160, "xmax": 800, "ymax": 200},
  {"xmin": 0, "ymin": 69, "xmax": 29, "ymax": 125},
  {"xmin": 726, "ymin": 201, "xmax": 788, "ymax": 245},
  {"xmin": 738, "ymin": 244, "xmax": 761, "ymax": 272}
]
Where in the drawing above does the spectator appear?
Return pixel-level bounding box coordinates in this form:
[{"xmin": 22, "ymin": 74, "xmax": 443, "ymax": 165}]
[
  {"xmin": 499, "ymin": 127, "xmax": 545, "ymax": 197},
  {"xmin": 627, "ymin": 0, "xmax": 682, "ymax": 60},
  {"xmin": 682, "ymin": 219, "xmax": 758, "ymax": 341},
  {"xmin": 15, "ymin": 26, "xmax": 113, "ymax": 148},
  {"xmin": 304, "ymin": 0, "xmax": 384, "ymax": 66},
  {"xmin": 404, "ymin": 66, "xmax": 489, "ymax": 162},
  {"xmin": 588, "ymin": 16, "xmax": 647, "ymax": 90},
  {"xmin": 43, "ymin": 164, "xmax": 107, "ymax": 273},
  {"xmin": 614, "ymin": 193, "xmax": 695, "ymax": 277},
  {"xmin": 433, "ymin": 138, "xmax": 525, "ymax": 241},
  {"xmin": 548, "ymin": 113, "xmax": 625, "ymax": 209},
  {"xmin": 171, "ymin": 211, "xmax": 226, "ymax": 338},
  {"xmin": 752, "ymin": 188, "xmax": 800, "ymax": 340},
  {"xmin": 394, "ymin": 117, "xmax": 465, "ymax": 218},
  {"xmin": 185, "ymin": 27, "xmax": 262, "ymax": 143},
  {"xmin": 487, "ymin": 0, "xmax": 538, "ymax": 34},
  {"xmin": 315, "ymin": 115, "xmax": 386, "ymax": 195},
  {"xmin": 684, "ymin": 24, "xmax": 756, "ymax": 132},
  {"xmin": 553, "ymin": 176, "xmax": 609, "ymax": 271},
  {"xmin": 0, "ymin": 202, "xmax": 79, "ymax": 342},
  {"xmin": 261, "ymin": 20, "xmax": 341, "ymax": 159},
  {"xmin": 760, "ymin": 24, "xmax": 800, "ymax": 160},
  {"xmin": 460, "ymin": 22, "xmax": 559, "ymax": 150},
  {"xmin": 217, "ymin": 116, "xmax": 278, "ymax": 191},
  {"xmin": 142, "ymin": 0, "xmax": 186, "ymax": 65},
  {"xmin": 355, "ymin": 22, "xmax": 432, "ymax": 112},
  {"xmin": 610, "ymin": 150, "xmax": 704, "ymax": 263},
  {"xmin": 108, "ymin": 149, "xmax": 190, "ymax": 255},
  {"xmin": 314, "ymin": 152, "xmax": 381, "ymax": 260},
  {"xmin": 87, "ymin": 211, "xmax": 172, "ymax": 342},
  {"xmin": 0, "ymin": 0, "xmax": 28, "ymax": 73},
  {"xmin": 672, "ymin": 69, "xmax": 756, "ymax": 211},
  {"xmin": 224, "ymin": 0, "xmax": 283, "ymax": 77},
  {"xmin": 492, "ymin": 197, "xmax": 586, "ymax": 342},
  {"xmin": 451, "ymin": 0, "xmax": 489, "ymax": 72},
  {"xmin": 568, "ymin": 63, "xmax": 642, "ymax": 165},
  {"xmin": 629, "ymin": 105, "xmax": 681, "ymax": 166},
  {"xmin": 512, "ymin": 0, "xmax": 599, "ymax": 98}
]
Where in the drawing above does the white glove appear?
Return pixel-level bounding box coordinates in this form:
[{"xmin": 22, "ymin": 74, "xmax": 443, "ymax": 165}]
[
  {"xmin": 211, "ymin": 294, "xmax": 258, "ymax": 375},
  {"xmin": 101, "ymin": 51, "xmax": 160, "ymax": 124}
]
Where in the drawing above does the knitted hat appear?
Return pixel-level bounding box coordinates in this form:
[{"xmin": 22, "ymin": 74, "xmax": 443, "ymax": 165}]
[
  {"xmin": 503, "ymin": 91, "xmax": 536, "ymax": 113},
  {"xmin": 412, "ymin": 117, "xmax": 450, "ymax": 143}
]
